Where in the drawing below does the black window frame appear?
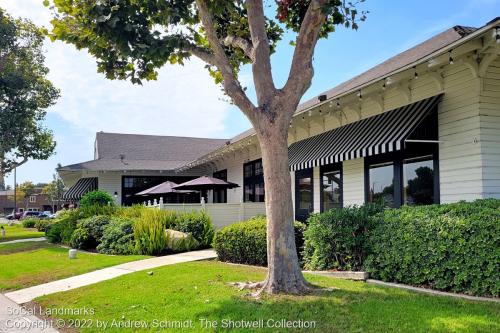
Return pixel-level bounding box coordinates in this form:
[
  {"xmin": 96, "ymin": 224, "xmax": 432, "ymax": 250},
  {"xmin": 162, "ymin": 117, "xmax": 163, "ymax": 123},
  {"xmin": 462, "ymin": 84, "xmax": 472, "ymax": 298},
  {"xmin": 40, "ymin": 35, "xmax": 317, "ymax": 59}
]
[
  {"xmin": 212, "ymin": 169, "xmax": 228, "ymax": 203},
  {"xmin": 365, "ymin": 146, "xmax": 440, "ymax": 208},
  {"xmin": 243, "ymin": 159, "xmax": 265, "ymax": 202},
  {"xmin": 320, "ymin": 163, "xmax": 343, "ymax": 212}
]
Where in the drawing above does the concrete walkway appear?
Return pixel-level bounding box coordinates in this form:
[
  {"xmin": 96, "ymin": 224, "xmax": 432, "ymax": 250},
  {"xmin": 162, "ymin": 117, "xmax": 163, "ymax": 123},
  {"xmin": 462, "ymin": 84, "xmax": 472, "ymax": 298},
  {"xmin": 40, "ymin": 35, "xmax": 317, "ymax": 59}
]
[
  {"xmin": 0, "ymin": 294, "xmax": 58, "ymax": 333},
  {"xmin": 5, "ymin": 249, "xmax": 216, "ymax": 304},
  {"xmin": 0, "ymin": 238, "xmax": 46, "ymax": 245}
]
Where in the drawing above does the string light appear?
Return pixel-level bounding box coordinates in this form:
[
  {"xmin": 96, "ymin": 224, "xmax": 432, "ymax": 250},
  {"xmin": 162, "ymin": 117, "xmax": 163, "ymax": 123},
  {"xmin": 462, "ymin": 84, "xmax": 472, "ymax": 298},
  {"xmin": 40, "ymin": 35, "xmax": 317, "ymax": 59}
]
[
  {"xmin": 357, "ymin": 90, "xmax": 362, "ymax": 101},
  {"xmin": 449, "ymin": 50, "xmax": 454, "ymax": 65}
]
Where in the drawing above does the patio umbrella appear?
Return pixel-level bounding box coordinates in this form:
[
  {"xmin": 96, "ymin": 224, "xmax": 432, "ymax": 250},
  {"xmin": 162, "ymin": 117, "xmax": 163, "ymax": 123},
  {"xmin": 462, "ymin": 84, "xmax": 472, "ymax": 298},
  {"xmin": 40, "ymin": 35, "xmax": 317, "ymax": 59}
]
[
  {"xmin": 172, "ymin": 176, "xmax": 239, "ymax": 191},
  {"xmin": 135, "ymin": 181, "xmax": 193, "ymax": 196}
]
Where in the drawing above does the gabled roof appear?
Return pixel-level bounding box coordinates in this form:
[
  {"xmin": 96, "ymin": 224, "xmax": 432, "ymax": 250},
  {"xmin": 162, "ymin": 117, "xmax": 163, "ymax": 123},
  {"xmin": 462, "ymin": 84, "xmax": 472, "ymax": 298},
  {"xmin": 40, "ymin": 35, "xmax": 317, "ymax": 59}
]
[{"xmin": 60, "ymin": 132, "xmax": 227, "ymax": 172}]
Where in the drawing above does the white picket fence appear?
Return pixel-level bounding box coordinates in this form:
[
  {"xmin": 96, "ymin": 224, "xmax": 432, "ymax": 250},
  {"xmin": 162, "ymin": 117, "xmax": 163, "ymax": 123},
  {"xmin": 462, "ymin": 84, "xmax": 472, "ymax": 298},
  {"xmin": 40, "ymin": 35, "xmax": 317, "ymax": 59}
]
[{"xmin": 145, "ymin": 199, "xmax": 266, "ymax": 229}]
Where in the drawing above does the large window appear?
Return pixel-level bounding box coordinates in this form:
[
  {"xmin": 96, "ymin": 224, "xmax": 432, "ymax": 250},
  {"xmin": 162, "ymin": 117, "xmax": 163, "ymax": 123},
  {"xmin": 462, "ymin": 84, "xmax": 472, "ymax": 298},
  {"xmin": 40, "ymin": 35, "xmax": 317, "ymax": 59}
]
[
  {"xmin": 368, "ymin": 162, "xmax": 395, "ymax": 207},
  {"xmin": 403, "ymin": 156, "xmax": 434, "ymax": 205},
  {"xmin": 121, "ymin": 176, "xmax": 197, "ymax": 206},
  {"xmin": 321, "ymin": 164, "xmax": 342, "ymax": 211},
  {"xmin": 243, "ymin": 159, "xmax": 265, "ymax": 202},
  {"xmin": 212, "ymin": 169, "xmax": 227, "ymax": 203},
  {"xmin": 366, "ymin": 151, "xmax": 438, "ymax": 208}
]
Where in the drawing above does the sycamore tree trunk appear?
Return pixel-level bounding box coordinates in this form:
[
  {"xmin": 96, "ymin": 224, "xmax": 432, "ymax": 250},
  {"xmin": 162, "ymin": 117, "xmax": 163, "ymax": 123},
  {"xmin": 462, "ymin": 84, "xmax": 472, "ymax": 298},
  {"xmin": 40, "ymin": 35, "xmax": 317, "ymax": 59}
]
[{"xmin": 253, "ymin": 108, "xmax": 310, "ymax": 294}]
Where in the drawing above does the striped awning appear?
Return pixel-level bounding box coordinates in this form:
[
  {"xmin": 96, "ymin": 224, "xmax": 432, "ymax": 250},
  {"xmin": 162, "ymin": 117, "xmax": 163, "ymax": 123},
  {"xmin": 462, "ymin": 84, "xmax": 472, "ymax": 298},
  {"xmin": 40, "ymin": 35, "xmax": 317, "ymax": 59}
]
[
  {"xmin": 289, "ymin": 95, "xmax": 442, "ymax": 171},
  {"xmin": 62, "ymin": 177, "xmax": 98, "ymax": 201}
]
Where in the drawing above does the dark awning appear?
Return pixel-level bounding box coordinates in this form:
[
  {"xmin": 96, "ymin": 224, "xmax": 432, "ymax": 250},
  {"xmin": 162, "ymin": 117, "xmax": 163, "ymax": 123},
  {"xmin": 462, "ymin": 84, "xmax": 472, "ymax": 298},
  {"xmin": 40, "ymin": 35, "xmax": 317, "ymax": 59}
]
[
  {"xmin": 63, "ymin": 177, "xmax": 98, "ymax": 201},
  {"xmin": 289, "ymin": 95, "xmax": 442, "ymax": 171}
]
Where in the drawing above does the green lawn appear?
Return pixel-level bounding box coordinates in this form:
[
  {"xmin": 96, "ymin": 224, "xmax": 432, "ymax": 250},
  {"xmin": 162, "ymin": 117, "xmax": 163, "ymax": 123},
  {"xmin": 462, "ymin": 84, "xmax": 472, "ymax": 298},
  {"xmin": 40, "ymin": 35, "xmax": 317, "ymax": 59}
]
[
  {"xmin": 0, "ymin": 224, "xmax": 45, "ymax": 242},
  {"xmin": 35, "ymin": 261, "xmax": 500, "ymax": 333},
  {"xmin": 0, "ymin": 241, "xmax": 148, "ymax": 291}
]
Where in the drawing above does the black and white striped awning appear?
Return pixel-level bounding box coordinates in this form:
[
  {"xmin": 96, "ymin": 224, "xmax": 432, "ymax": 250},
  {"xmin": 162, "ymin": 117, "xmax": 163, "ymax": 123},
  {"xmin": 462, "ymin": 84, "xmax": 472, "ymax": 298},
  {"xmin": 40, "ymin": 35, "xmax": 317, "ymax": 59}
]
[
  {"xmin": 289, "ymin": 95, "xmax": 442, "ymax": 171},
  {"xmin": 62, "ymin": 177, "xmax": 98, "ymax": 201}
]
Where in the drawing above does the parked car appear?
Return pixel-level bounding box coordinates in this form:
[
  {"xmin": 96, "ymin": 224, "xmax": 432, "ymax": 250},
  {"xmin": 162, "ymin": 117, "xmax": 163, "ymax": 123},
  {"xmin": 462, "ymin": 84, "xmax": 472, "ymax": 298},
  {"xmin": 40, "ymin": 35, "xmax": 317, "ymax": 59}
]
[
  {"xmin": 6, "ymin": 211, "xmax": 23, "ymax": 220},
  {"xmin": 39, "ymin": 211, "xmax": 55, "ymax": 219},
  {"xmin": 21, "ymin": 211, "xmax": 40, "ymax": 219}
]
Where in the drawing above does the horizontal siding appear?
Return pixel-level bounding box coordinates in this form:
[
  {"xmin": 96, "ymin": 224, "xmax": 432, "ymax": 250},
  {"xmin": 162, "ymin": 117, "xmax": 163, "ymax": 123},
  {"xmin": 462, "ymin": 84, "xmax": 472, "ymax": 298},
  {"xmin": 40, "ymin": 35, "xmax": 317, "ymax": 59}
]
[
  {"xmin": 97, "ymin": 173, "xmax": 122, "ymax": 205},
  {"xmin": 342, "ymin": 158, "xmax": 365, "ymax": 206},
  {"xmin": 480, "ymin": 57, "xmax": 500, "ymax": 199},
  {"xmin": 438, "ymin": 64, "xmax": 483, "ymax": 203}
]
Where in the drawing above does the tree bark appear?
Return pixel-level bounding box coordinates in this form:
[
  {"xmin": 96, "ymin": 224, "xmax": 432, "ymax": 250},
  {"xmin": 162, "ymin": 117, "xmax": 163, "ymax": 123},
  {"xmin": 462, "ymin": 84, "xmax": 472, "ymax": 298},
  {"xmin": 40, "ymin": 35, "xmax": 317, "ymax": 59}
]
[
  {"xmin": 0, "ymin": 172, "xmax": 5, "ymax": 191},
  {"xmin": 252, "ymin": 109, "xmax": 310, "ymax": 295}
]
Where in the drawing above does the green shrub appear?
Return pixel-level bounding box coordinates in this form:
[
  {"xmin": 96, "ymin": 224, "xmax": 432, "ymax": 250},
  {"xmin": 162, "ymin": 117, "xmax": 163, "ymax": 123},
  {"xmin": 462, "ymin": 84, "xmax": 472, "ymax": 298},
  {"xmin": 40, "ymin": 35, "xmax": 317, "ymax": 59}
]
[
  {"xmin": 133, "ymin": 209, "xmax": 177, "ymax": 255},
  {"xmin": 302, "ymin": 204, "xmax": 383, "ymax": 271},
  {"xmin": 213, "ymin": 216, "xmax": 306, "ymax": 266},
  {"xmin": 365, "ymin": 199, "xmax": 500, "ymax": 297},
  {"xmin": 79, "ymin": 190, "xmax": 114, "ymax": 208},
  {"xmin": 21, "ymin": 218, "xmax": 38, "ymax": 228},
  {"xmin": 174, "ymin": 211, "xmax": 214, "ymax": 248},
  {"xmin": 70, "ymin": 227, "xmax": 91, "ymax": 249},
  {"xmin": 97, "ymin": 217, "xmax": 136, "ymax": 255},
  {"xmin": 72, "ymin": 215, "xmax": 111, "ymax": 249},
  {"xmin": 46, "ymin": 210, "xmax": 81, "ymax": 244},
  {"xmin": 35, "ymin": 219, "xmax": 53, "ymax": 232}
]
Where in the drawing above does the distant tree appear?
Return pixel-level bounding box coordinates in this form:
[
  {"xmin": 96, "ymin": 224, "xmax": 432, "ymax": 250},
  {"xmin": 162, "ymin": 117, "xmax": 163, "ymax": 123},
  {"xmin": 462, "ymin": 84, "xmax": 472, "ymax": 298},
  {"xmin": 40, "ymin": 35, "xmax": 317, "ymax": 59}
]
[
  {"xmin": 8, "ymin": 181, "xmax": 35, "ymax": 208},
  {"xmin": 406, "ymin": 166, "xmax": 434, "ymax": 205},
  {"xmin": 0, "ymin": 8, "xmax": 60, "ymax": 190},
  {"xmin": 43, "ymin": 173, "xmax": 65, "ymax": 212},
  {"xmin": 46, "ymin": 0, "xmax": 367, "ymax": 295}
]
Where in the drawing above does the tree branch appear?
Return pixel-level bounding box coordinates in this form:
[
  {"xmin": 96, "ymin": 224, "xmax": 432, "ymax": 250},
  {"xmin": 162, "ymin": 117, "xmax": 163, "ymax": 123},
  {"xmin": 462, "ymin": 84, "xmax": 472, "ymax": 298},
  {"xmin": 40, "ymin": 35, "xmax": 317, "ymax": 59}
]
[
  {"xmin": 246, "ymin": 0, "xmax": 275, "ymax": 106},
  {"xmin": 223, "ymin": 35, "xmax": 254, "ymax": 61},
  {"xmin": 195, "ymin": 0, "xmax": 256, "ymax": 118},
  {"xmin": 182, "ymin": 43, "xmax": 217, "ymax": 66},
  {"xmin": 283, "ymin": 0, "xmax": 328, "ymax": 102}
]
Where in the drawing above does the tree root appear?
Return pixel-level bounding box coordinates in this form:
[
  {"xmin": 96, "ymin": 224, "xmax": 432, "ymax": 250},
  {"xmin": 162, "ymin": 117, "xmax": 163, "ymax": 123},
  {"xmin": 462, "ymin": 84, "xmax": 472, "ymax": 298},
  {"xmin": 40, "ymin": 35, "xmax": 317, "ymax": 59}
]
[{"xmin": 228, "ymin": 280, "xmax": 338, "ymax": 297}]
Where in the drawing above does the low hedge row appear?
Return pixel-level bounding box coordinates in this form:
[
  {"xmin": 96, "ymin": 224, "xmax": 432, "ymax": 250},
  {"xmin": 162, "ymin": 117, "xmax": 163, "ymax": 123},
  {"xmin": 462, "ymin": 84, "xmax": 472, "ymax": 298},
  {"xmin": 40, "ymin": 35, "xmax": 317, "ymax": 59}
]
[
  {"xmin": 213, "ymin": 199, "xmax": 499, "ymax": 297},
  {"xmin": 365, "ymin": 200, "xmax": 500, "ymax": 297},
  {"xmin": 213, "ymin": 216, "xmax": 306, "ymax": 266}
]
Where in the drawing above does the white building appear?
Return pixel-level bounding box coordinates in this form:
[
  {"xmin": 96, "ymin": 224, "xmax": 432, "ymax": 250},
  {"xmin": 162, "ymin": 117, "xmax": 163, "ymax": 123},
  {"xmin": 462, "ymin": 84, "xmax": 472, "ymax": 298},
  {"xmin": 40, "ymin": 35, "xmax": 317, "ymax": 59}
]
[{"xmin": 59, "ymin": 18, "xmax": 500, "ymax": 222}]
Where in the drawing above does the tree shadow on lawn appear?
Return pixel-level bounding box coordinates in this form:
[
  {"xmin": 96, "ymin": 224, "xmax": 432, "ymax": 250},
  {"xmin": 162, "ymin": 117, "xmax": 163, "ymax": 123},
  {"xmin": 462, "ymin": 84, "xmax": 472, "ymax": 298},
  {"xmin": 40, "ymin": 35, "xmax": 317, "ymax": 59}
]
[{"xmin": 193, "ymin": 284, "xmax": 500, "ymax": 333}]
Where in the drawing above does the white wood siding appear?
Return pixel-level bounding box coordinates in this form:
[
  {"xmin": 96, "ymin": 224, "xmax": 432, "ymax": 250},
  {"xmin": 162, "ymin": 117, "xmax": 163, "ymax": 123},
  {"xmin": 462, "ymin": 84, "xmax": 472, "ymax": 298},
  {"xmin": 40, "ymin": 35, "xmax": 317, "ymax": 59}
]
[
  {"xmin": 97, "ymin": 173, "xmax": 122, "ymax": 205},
  {"xmin": 342, "ymin": 158, "xmax": 365, "ymax": 206},
  {"xmin": 156, "ymin": 202, "xmax": 266, "ymax": 229},
  {"xmin": 480, "ymin": 57, "xmax": 500, "ymax": 199},
  {"xmin": 313, "ymin": 167, "xmax": 321, "ymax": 212}
]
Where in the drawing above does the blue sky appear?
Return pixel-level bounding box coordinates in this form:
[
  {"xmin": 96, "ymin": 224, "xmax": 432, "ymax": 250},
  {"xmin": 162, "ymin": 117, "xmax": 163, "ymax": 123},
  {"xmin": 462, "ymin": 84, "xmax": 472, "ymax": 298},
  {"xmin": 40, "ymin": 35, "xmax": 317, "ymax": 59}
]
[{"xmin": 2, "ymin": 0, "xmax": 499, "ymax": 185}]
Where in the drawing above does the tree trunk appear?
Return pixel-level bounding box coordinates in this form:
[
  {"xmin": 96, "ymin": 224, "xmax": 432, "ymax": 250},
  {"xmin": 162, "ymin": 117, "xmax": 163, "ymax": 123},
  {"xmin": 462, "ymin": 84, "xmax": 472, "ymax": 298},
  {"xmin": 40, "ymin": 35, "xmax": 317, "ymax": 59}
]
[
  {"xmin": 0, "ymin": 172, "xmax": 4, "ymax": 191},
  {"xmin": 255, "ymin": 116, "xmax": 310, "ymax": 295}
]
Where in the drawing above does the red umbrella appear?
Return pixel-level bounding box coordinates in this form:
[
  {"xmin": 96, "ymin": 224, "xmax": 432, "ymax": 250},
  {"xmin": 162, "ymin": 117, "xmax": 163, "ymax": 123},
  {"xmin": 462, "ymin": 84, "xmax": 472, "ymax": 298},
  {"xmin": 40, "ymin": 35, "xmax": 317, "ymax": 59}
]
[
  {"xmin": 172, "ymin": 176, "xmax": 239, "ymax": 191},
  {"xmin": 136, "ymin": 181, "xmax": 194, "ymax": 196}
]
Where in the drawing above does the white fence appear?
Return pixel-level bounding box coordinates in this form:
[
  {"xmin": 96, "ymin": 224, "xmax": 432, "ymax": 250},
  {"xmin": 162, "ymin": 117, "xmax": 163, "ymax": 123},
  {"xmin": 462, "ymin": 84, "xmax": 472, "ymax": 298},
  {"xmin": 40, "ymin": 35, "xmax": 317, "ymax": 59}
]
[{"xmin": 146, "ymin": 200, "xmax": 266, "ymax": 229}]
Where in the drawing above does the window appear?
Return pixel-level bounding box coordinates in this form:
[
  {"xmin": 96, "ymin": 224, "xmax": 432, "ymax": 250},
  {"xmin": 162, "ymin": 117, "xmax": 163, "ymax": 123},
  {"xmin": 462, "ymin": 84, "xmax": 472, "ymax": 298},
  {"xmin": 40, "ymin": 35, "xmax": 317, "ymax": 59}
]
[
  {"xmin": 366, "ymin": 152, "xmax": 438, "ymax": 208},
  {"xmin": 213, "ymin": 169, "xmax": 227, "ymax": 203},
  {"xmin": 321, "ymin": 164, "xmax": 342, "ymax": 211},
  {"xmin": 29, "ymin": 195, "xmax": 36, "ymax": 203},
  {"xmin": 368, "ymin": 162, "xmax": 395, "ymax": 207},
  {"xmin": 243, "ymin": 159, "xmax": 265, "ymax": 202},
  {"xmin": 403, "ymin": 156, "xmax": 434, "ymax": 205}
]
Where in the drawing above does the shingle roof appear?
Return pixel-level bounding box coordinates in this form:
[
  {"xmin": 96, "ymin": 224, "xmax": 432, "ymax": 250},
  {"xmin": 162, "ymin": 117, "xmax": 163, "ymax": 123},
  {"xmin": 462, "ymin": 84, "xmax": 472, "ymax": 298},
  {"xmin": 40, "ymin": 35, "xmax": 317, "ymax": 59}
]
[
  {"xmin": 225, "ymin": 24, "xmax": 480, "ymax": 144},
  {"xmin": 60, "ymin": 132, "xmax": 227, "ymax": 172}
]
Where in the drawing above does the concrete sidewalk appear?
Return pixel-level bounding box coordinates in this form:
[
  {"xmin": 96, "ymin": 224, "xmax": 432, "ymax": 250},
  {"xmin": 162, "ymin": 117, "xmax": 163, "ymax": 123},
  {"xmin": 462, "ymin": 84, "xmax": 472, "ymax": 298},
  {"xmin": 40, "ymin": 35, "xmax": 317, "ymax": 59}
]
[
  {"xmin": 0, "ymin": 238, "xmax": 46, "ymax": 245},
  {"xmin": 0, "ymin": 294, "xmax": 58, "ymax": 333},
  {"xmin": 5, "ymin": 249, "xmax": 216, "ymax": 304}
]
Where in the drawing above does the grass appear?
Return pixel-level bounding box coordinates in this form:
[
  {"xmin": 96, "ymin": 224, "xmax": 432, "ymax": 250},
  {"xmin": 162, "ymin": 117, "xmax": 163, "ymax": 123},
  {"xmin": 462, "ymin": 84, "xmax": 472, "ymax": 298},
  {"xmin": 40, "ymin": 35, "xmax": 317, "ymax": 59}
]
[
  {"xmin": 0, "ymin": 224, "xmax": 45, "ymax": 242},
  {"xmin": 0, "ymin": 241, "xmax": 148, "ymax": 291},
  {"xmin": 35, "ymin": 261, "xmax": 500, "ymax": 333}
]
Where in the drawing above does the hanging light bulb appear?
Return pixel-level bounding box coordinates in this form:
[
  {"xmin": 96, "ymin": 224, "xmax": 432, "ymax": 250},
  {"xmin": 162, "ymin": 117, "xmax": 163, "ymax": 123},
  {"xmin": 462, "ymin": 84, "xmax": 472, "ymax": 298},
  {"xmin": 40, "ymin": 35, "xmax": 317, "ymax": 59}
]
[
  {"xmin": 336, "ymin": 99, "xmax": 341, "ymax": 107},
  {"xmin": 382, "ymin": 80, "xmax": 386, "ymax": 90},
  {"xmin": 413, "ymin": 66, "xmax": 419, "ymax": 79},
  {"xmin": 449, "ymin": 50, "xmax": 454, "ymax": 65},
  {"xmin": 357, "ymin": 90, "xmax": 362, "ymax": 101}
]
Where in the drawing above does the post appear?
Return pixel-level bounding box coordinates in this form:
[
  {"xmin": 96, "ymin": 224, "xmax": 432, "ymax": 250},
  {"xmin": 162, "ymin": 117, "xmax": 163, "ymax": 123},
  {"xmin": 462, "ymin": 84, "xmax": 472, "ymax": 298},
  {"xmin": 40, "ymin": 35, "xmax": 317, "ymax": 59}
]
[
  {"xmin": 159, "ymin": 197, "xmax": 164, "ymax": 210},
  {"xmin": 13, "ymin": 167, "xmax": 16, "ymax": 214}
]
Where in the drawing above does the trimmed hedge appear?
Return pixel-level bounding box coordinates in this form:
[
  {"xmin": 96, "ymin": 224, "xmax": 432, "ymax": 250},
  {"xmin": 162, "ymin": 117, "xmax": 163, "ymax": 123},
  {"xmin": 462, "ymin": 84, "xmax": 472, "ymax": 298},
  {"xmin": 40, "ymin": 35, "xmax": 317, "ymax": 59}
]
[
  {"xmin": 213, "ymin": 216, "xmax": 306, "ymax": 266},
  {"xmin": 97, "ymin": 217, "xmax": 136, "ymax": 255},
  {"xmin": 70, "ymin": 215, "xmax": 111, "ymax": 249},
  {"xmin": 303, "ymin": 204, "xmax": 383, "ymax": 271},
  {"xmin": 46, "ymin": 210, "xmax": 81, "ymax": 244},
  {"xmin": 365, "ymin": 199, "xmax": 500, "ymax": 297},
  {"xmin": 174, "ymin": 211, "xmax": 214, "ymax": 248},
  {"xmin": 21, "ymin": 218, "xmax": 38, "ymax": 228}
]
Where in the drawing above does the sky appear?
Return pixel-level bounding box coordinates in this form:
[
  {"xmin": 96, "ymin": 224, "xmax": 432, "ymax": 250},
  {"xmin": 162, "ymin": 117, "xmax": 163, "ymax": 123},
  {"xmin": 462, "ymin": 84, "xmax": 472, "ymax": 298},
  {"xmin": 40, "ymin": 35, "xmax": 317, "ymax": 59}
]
[{"xmin": 1, "ymin": 0, "xmax": 499, "ymax": 186}]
